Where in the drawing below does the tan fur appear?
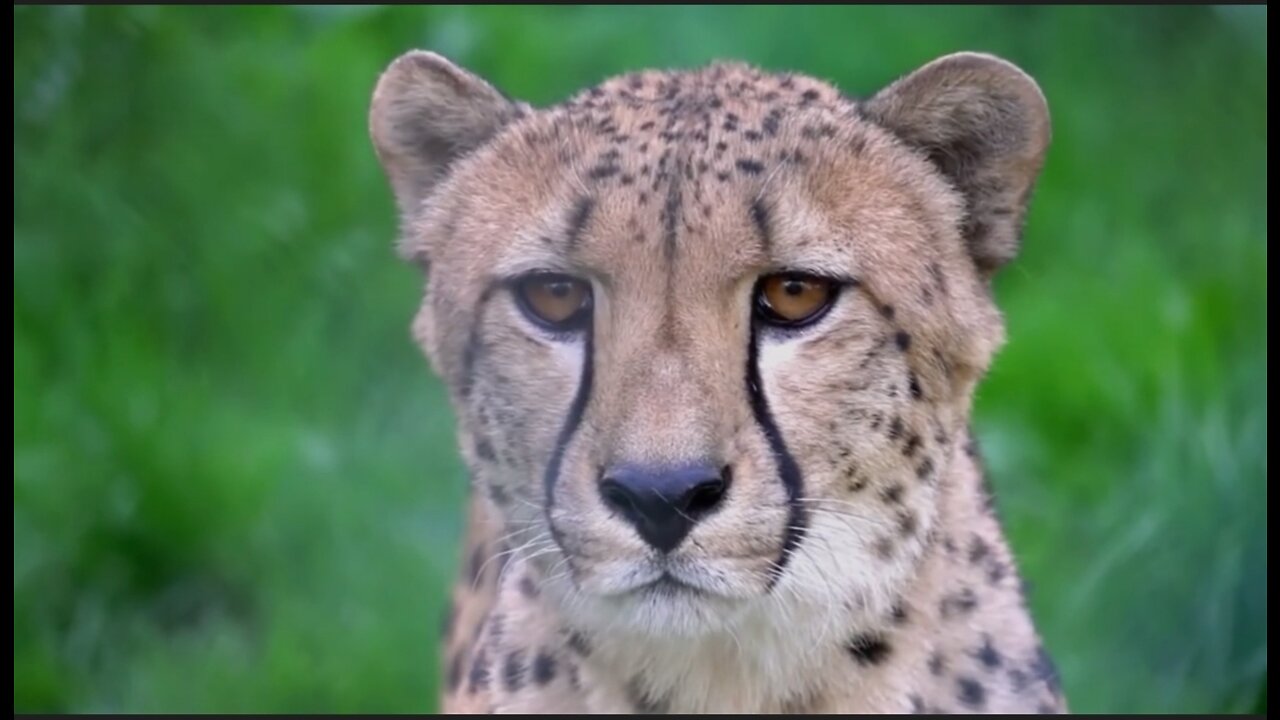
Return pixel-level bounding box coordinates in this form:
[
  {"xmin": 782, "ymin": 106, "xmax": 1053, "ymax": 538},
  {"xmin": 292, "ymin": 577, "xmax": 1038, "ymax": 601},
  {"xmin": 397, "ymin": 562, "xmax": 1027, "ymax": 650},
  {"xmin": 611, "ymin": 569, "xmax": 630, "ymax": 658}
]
[{"xmin": 371, "ymin": 50, "xmax": 1064, "ymax": 713}]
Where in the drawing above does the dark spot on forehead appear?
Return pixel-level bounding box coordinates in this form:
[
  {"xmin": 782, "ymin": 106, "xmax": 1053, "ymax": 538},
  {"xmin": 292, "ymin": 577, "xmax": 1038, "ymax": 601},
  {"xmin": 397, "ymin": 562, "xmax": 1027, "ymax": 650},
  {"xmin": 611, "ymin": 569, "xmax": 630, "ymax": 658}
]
[
  {"xmin": 736, "ymin": 158, "xmax": 765, "ymax": 175},
  {"xmin": 895, "ymin": 331, "xmax": 912, "ymax": 352}
]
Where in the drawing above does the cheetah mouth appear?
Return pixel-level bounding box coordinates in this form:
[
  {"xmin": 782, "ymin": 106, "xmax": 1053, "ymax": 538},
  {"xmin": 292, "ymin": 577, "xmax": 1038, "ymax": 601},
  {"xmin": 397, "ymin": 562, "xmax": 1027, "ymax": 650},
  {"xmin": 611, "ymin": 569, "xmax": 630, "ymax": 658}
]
[{"xmin": 639, "ymin": 573, "xmax": 704, "ymax": 597}]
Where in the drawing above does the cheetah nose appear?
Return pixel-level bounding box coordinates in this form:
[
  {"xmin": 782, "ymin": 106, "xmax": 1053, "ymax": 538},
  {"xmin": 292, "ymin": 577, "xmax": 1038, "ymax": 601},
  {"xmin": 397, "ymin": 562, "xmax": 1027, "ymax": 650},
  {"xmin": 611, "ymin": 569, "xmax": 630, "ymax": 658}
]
[{"xmin": 598, "ymin": 464, "xmax": 732, "ymax": 553}]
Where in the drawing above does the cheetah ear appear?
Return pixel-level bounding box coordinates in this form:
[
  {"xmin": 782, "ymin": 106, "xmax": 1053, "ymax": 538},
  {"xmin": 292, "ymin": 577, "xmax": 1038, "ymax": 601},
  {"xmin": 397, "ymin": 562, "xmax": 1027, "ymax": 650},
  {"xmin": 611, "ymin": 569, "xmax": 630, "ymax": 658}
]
[
  {"xmin": 863, "ymin": 52, "xmax": 1050, "ymax": 274},
  {"xmin": 369, "ymin": 50, "xmax": 525, "ymax": 216}
]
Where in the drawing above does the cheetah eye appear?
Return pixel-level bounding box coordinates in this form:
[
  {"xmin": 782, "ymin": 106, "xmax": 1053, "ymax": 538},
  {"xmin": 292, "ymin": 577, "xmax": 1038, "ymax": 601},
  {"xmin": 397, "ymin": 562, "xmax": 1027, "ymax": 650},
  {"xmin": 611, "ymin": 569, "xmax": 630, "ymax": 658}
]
[
  {"xmin": 514, "ymin": 272, "xmax": 593, "ymax": 333},
  {"xmin": 754, "ymin": 273, "xmax": 841, "ymax": 328}
]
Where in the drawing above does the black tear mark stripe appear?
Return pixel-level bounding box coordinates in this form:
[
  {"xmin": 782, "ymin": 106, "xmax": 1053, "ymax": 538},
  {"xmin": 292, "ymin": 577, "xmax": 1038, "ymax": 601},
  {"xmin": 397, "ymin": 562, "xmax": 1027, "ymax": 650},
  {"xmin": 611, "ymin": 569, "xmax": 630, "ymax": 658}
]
[
  {"xmin": 750, "ymin": 198, "xmax": 773, "ymax": 255},
  {"xmin": 747, "ymin": 323, "xmax": 807, "ymax": 591},
  {"xmin": 543, "ymin": 327, "xmax": 595, "ymax": 522},
  {"xmin": 565, "ymin": 196, "xmax": 596, "ymax": 253}
]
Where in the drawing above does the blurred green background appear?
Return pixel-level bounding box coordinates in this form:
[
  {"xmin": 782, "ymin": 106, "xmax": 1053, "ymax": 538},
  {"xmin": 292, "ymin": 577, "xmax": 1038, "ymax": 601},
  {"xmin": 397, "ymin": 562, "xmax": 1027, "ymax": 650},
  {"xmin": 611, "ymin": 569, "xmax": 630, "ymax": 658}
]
[{"xmin": 13, "ymin": 5, "xmax": 1267, "ymax": 714}]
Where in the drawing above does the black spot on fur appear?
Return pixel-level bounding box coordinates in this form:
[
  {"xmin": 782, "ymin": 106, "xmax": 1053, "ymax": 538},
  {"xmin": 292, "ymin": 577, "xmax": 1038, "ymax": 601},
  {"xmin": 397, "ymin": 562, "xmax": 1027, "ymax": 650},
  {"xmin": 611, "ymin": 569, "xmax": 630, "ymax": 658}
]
[
  {"xmin": 744, "ymin": 129, "xmax": 763, "ymax": 142},
  {"xmin": 715, "ymin": 141, "xmax": 728, "ymax": 152},
  {"xmin": 468, "ymin": 648, "xmax": 491, "ymax": 692},
  {"xmin": 874, "ymin": 536, "xmax": 895, "ymax": 559},
  {"xmin": 890, "ymin": 602, "xmax": 908, "ymax": 625},
  {"xmin": 716, "ymin": 171, "xmax": 731, "ymax": 182},
  {"xmin": 1032, "ymin": 646, "xmax": 1063, "ymax": 695},
  {"xmin": 957, "ymin": 676, "xmax": 987, "ymax": 709},
  {"xmin": 532, "ymin": 651, "xmax": 557, "ymax": 686},
  {"xmin": 801, "ymin": 89, "xmax": 821, "ymax": 102},
  {"xmin": 970, "ymin": 535, "xmax": 991, "ymax": 564},
  {"xmin": 988, "ymin": 559, "xmax": 1009, "ymax": 584},
  {"xmin": 902, "ymin": 433, "xmax": 922, "ymax": 457},
  {"xmin": 974, "ymin": 635, "xmax": 1003, "ymax": 669},
  {"xmin": 488, "ymin": 484, "xmax": 509, "ymax": 507},
  {"xmin": 909, "ymin": 373, "xmax": 924, "ymax": 400},
  {"xmin": 889, "ymin": 416, "xmax": 905, "ymax": 440},
  {"xmin": 916, "ymin": 458, "xmax": 935, "ymax": 482},
  {"xmin": 736, "ymin": 158, "xmax": 765, "ymax": 175},
  {"xmin": 895, "ymin": 330, "xmax": 912, "ymax": 351},
  {"xmin": 1008, "ymin": 667, "xmax": 1030, "ymax": 692},
  {"xmin": 475, "ymin": 437, "xmax": 497, "ymax": 462},
  {"xmin": 879, "ymin": 304, "xmax": 896, "ymax": 320},
  {"xmin": 847, "ymin": 633, "xmax": 892, "ymax": 665},
  {"xmin": 518, "ymin": 576, "xmax": 538, "ymax": 598},
  {"xmin": 763, "ymin": 110, "xmax": 782, "ymax": 137},
  {"xmin": 880, "ymin": 483, "xmax": 904, "ymax": 505},
  {"xmin": 487, "ymin": 613, "xmax": 507, "ymax": 646},
  {"xmin": 897, "ymin": 510, "xmax": 918, "ymax": 537},
  {"xmin": 502, "ymin": 649, "xmax": 526, "ymax": 691},
  {"xmin": 639, "ymin": 121, "xmax": 655, "ymax": 131},
  {"xmin": 928, "ymin": 651, "xmax": 946, "ymax": 676},
  {"xmin": 940, "ymin": 587, "xmax": 979, "ymax": 618},
  {"xmin": 567, "ymin": 630, "xmax": 591, "ymax": 657},
  {"xmin": 910, "ymin": 694, "xmax": 926, "ymax": 714}
]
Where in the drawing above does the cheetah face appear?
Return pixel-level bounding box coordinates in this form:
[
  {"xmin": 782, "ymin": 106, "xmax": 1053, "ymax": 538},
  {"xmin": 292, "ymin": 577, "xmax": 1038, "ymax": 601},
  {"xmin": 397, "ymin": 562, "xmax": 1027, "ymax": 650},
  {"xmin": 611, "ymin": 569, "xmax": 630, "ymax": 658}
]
[{"xmin": 370, "ymin": 52, "xmax": 1048, "ymax": 638}]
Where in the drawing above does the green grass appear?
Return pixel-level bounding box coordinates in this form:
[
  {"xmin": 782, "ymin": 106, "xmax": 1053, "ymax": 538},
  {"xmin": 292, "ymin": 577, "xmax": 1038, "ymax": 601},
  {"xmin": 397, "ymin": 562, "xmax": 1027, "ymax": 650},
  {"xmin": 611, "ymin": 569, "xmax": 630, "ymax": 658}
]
[{"xmin": 13, "ymin": 5, "xmax": 1267, "ymax": 713}]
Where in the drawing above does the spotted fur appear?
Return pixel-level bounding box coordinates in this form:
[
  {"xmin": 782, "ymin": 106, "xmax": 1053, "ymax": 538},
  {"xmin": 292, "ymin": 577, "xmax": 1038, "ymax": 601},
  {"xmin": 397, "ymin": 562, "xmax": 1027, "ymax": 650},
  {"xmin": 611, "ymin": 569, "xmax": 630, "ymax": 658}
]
[{"xmin": 369, "ymin": 50, "xmax": 1063, "ymax": 713}]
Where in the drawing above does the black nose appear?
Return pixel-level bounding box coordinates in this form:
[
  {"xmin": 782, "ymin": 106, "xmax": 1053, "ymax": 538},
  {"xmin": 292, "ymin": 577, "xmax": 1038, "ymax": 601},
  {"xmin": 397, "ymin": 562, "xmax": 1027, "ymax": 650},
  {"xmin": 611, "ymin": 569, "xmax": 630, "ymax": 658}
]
[{"xmin": 598, "ymin": 464, "xmax": 731, "ymax": 553}]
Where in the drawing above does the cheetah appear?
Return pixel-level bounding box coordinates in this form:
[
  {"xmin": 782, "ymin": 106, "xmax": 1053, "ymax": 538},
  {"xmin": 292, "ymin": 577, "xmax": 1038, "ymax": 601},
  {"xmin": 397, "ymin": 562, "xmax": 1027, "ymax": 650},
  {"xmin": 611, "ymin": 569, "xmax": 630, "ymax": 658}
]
[{"xmin": 368, "ymin": 49, "xmax": 1065, "ymax": 714}]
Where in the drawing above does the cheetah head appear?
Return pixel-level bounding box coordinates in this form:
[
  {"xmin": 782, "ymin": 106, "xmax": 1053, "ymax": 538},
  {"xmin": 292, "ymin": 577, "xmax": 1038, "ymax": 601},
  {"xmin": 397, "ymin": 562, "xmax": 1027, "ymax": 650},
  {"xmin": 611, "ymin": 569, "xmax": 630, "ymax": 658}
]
[{"xmin": 369, "ymin": 52, "xmax": 1049, "ymax": 641}]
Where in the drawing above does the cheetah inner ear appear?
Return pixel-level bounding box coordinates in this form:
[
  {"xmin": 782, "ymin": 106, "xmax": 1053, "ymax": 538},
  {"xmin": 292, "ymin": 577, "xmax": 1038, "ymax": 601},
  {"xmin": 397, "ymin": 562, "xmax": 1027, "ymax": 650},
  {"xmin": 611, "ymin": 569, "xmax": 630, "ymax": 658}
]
[
  {"xmin": 369, "ymin": 50, "xmax": 525, "ymax": 217},
  {"xmin": 863, "ymin": 52, "xmax": 1051, "ymax": 274}
]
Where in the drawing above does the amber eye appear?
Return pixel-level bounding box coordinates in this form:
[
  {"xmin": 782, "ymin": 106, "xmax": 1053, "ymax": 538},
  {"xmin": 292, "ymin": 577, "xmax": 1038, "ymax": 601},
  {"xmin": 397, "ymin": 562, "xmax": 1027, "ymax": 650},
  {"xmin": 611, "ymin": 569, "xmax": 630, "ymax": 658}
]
[
  {"xmin": 514, "ymin": 273, "xmax": 593, "ymax": 332},
  {"xmin": 754, "ymin": 273, "xmax": 841, "ymax": 327}
]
